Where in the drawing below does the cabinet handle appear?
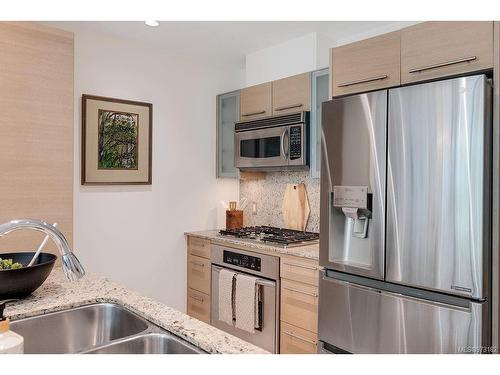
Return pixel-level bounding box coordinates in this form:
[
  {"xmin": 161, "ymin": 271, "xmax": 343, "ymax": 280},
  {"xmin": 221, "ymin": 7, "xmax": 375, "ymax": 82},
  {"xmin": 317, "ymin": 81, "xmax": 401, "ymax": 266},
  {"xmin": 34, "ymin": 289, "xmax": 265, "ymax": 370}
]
[
  {"xmin": 283, "ymin": 286, "xmax": 318, "ymax": 297},
  {"xmin": 190, "ymin": 260, "xmax": 205, "ymax": 267},
  {"xmin": 283, "ymin": 262, "xmax": 319, "ymax": 271},
  {"xmin": 283, "ymin": 331, "xmax": 317, "ymax": 345},
  {"xmin": 275, "ymin": 104, "xmax": 303, "ymax": 112},
  {"xmin": 242, "ymin": 110, "xmax": 266, "ymax": 117},
  {"xmin": 189, "ymin": 294, "xmax": 204, "ymax": 303},
  {"xmin": 337, "ymin": 75, "xmax": 388, "ymax": 87},
  {"xmin": 409, "ymin": 56, "xmax": 477, "ymax": 74}
]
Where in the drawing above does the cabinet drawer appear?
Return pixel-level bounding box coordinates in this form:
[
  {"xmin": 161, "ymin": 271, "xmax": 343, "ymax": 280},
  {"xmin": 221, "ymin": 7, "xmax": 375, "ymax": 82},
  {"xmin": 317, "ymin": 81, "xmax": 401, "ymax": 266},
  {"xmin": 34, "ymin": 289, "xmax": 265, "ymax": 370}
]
[
  {"xmin": 331, "ymin": 31, "xmax": 401, "ymax": 97},
  {"xmin": 272, "ymin": 73, "xmax": 311, "ymax": 115},
  {"xmin": 187, "ymin": 236, "xmax": 211, "ymax": 259},
  {"xmin": 187, "ymin": 288, "xmax": 210, "ymax": 324},
  {"xmin": 187, "ymin": 254, "xmax": 211, "ymax": 294},
  {"xmin": 401, "ymin": 21, "xmax": 493, "ymax": 84},
  {"xmin": 281, "ymin": 279, "xmax": 318, "ymax": 333},
  {"xmin": 280, "ymin": 256, "xmax": 319, "ymax": 286},
  {"xmin": 240, "ymin": 82, "xmax": 272, "ymax": 120},
  {"xmin": 280, "ymin": 322, "xmax": 317, "ymax": 354}
]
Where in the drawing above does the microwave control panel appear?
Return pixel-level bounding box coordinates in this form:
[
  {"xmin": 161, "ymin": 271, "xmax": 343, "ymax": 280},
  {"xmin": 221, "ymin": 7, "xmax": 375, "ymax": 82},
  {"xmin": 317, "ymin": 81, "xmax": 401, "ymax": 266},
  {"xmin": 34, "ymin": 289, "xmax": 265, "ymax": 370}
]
[
  {"xmin": 289, "ymin": 126, "xmax": 302, "ymax": 160},
  {"xmin": 223, "ymin": 250, "xmax": 261, "ymax": 272}
]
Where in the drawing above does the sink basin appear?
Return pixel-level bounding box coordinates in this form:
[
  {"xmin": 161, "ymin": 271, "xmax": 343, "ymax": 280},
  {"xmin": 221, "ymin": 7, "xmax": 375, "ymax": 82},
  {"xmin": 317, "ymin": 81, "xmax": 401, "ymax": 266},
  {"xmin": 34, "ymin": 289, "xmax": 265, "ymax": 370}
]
[
  {"xmin": 11, "ymin": 303, "xmax": 148, "ymax": 354},
  {"xmin": 85, "ymin": 333, "xmax": 203, "ymax": 354}
]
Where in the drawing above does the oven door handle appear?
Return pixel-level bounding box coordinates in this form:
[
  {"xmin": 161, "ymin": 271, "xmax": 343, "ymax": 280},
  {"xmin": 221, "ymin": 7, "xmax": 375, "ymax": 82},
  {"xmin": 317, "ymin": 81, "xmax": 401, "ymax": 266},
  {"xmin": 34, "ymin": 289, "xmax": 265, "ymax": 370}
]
[{"xmin": 212, "ymin": 264, "xmax": 276, "ymax": 288}]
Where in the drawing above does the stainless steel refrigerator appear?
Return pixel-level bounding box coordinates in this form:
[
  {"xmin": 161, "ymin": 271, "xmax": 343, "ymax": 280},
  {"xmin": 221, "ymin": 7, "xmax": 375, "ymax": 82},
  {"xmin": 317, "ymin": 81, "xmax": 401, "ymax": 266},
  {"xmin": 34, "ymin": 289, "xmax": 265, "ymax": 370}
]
[{"xmin": 318, "ymin": 74, "xmax": 492, "ymax": 354}]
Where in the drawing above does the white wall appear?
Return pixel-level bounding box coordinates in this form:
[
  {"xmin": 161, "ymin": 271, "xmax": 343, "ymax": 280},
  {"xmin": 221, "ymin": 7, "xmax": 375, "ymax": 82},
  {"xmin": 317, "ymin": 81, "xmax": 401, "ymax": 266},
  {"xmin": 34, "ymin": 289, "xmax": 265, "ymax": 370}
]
[
  {"xmin": 64, "ymin": 25, "xmax": 242, "ymax": 312},
  {"xmin": 245, "ymin": 33, "xmax": 318, "ymax": 86}
]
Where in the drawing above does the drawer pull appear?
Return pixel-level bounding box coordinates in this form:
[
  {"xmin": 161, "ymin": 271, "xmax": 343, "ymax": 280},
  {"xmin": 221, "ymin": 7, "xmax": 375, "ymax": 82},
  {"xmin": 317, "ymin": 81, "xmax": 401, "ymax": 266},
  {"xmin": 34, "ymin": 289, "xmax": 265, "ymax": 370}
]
[
  {"xmin": 337, "ymin": 75, "xmax": 388, "ymax": 87},
  {"xmin": 283, "ymin": 262, "xmax": 318, "ymax": 271},
  {"xmin": 283, "ymin": 331, "xmax": 317, "ymax": 345},
  {"xmin": 242, "ymin": 110, "xmax": 266, "ymax": 117},
  {"xmin": 409, "ymin": 56, "xmax": 477, "ymax": 74},
  {"xmin": 189, "ymin": 295, "xmax": 204, "ymax": 303},
  {"xmin": 283, "ymin": 286, "xmax": 318, "ymax": 297},
  {"xmin": 275, "ymin": 104, "xmax": 303, "ymax": 112},
  {"xmin": 190, "ymin": 260, "xmax": 205, "ymax": 267}
]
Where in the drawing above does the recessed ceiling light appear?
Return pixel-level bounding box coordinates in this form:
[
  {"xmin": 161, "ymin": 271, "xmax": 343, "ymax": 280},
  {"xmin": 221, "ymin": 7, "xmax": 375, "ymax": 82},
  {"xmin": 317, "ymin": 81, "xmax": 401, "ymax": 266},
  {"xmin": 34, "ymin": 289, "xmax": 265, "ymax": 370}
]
[{"xmin": 145, "ymin": 20, "xmax": 159, "ymax": 27}]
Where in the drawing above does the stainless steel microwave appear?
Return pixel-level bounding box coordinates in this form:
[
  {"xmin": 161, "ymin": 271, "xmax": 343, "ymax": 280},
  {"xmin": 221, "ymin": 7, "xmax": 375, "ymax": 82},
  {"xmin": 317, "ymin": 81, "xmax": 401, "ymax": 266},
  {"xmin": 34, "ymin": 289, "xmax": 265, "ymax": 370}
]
[{"xmin": 234, "ymin": 112, "xmax": 309, "ymax": 171}]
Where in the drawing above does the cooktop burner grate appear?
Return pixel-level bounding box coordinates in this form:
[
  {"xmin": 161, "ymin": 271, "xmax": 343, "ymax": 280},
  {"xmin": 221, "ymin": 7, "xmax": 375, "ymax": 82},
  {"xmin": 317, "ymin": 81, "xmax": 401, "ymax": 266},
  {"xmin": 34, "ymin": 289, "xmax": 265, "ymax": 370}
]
[{"xmin": 219, "ymin": 226, "xmax": 319, "ymax": 247}]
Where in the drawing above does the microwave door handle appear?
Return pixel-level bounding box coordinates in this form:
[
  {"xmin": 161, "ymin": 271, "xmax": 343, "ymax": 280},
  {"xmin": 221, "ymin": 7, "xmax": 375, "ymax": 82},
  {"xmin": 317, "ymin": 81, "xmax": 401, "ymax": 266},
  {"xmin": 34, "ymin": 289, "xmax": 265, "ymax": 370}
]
[
  {"xmin": 281, "ymin": 127, "xmax": 289, "ymax": 159},
  {"xmin": 280, "ymin": 128, "xmax": 287, "ymax": 158}
]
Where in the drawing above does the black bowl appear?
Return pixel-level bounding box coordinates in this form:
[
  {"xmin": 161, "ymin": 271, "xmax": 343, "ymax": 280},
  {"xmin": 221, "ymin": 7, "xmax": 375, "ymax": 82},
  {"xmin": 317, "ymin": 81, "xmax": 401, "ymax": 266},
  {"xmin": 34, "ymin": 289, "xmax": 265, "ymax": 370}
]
[{"xmin": 0, "ymin": 252, "xmax": 56, "ymax": 299}]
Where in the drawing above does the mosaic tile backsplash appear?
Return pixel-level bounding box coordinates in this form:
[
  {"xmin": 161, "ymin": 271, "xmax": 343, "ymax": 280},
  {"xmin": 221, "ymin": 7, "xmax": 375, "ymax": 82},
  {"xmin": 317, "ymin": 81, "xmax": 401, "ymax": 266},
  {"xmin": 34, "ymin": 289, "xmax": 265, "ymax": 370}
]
[{"xmin": 239, "ymin": 171, "xmax": 320, "ymax": 233}]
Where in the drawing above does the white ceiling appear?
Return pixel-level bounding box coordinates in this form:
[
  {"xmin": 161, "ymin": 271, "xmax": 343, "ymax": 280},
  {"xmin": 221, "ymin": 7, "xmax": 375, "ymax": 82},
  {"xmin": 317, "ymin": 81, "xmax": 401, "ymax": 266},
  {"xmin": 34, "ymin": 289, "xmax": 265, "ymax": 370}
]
[{"xmin": 50, "ymin": 21, "xmax": 417, "ymax": 68}]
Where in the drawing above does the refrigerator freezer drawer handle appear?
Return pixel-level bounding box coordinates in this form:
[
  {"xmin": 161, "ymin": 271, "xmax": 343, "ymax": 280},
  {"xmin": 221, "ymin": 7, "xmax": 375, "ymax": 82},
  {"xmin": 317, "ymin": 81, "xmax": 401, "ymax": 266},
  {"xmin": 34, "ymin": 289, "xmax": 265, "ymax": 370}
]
[
  {"xmin": 283, "ymin": 331, "xmax": 317, "ymax": 345},
  {"xmin": 321, "ymin": 273, "xmax": 474, "ymax": 312},
  {"xmin": 409, "ymin": 56, "xmax": 477, "ymax": 73}
]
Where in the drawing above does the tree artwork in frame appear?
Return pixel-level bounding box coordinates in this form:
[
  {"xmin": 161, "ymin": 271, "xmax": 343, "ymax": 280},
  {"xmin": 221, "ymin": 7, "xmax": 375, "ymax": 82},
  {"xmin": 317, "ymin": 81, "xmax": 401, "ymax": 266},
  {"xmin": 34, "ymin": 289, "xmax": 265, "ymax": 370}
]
[{"xmin": 81, "ymin": 95, "xmax": 152, "ymax": 185}]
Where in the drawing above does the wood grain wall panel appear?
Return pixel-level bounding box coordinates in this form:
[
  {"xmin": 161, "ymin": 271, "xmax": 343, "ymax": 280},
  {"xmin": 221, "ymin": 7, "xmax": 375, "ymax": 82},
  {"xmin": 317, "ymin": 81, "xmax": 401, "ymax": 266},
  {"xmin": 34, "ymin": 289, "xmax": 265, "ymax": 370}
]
[{"xmin": 0, "ymin": 22, "xmax": 74, "ymax": 256}]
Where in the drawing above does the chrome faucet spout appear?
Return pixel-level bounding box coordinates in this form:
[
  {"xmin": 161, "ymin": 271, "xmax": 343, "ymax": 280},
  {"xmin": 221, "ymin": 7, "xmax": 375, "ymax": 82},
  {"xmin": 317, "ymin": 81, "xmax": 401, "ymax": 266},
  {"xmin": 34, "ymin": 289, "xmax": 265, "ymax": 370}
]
[{"xmin": 0, "ymin": 219, "xmax": 85, "ymax": 281}]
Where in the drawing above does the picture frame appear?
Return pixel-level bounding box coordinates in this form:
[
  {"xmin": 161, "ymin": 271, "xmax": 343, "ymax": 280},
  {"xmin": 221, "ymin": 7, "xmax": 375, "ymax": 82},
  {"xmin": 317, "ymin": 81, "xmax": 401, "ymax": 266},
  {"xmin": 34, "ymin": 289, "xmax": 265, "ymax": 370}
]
[{"xmin": 81, "ymin": 94, "xmax": 152, "ymax": 185}]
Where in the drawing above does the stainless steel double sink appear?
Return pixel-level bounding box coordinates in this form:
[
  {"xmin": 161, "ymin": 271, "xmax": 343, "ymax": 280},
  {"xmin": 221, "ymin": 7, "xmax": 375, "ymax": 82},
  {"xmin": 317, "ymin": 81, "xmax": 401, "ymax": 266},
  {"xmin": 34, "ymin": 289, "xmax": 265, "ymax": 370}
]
[{"xmin": 10, "ymin": 303, "xmax": 205, "ymax": 354}]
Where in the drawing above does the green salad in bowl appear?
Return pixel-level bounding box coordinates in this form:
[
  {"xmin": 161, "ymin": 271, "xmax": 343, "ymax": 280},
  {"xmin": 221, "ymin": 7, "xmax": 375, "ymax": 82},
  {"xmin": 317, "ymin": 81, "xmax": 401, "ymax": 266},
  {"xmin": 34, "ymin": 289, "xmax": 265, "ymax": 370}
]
[{"xmin": 0, "ymin": 257, "xmax": 23, "ymax": 270}]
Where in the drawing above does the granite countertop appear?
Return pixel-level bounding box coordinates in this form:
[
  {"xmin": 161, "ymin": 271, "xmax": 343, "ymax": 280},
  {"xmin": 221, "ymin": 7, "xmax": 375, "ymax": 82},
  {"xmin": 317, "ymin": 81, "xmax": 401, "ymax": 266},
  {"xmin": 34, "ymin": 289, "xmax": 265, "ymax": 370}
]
[
  {"xmin": 185, "ymin": 230, "xmax": 319, "ymax": 260},
  {"xmin": 4, "ymin": 267, "xmax": 267, "ymax": 354}
]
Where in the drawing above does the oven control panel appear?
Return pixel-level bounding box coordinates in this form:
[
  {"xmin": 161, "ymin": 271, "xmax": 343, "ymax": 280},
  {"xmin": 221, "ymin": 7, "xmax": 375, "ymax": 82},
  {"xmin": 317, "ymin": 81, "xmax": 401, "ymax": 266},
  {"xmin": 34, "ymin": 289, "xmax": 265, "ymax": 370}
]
[
  {"xmin": 289, "ymin": 125, "xmax": 302, "ymax": 160},
  {"xmin": 223, "ymin": 250, "xmax": 261, "ymax": 272}
]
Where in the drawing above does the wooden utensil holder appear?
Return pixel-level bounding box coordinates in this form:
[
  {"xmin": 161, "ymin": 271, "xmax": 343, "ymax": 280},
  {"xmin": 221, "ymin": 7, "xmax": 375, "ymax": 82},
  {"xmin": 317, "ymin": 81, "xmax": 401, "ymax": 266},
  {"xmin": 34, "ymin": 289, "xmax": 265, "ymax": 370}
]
[{"xmin": 226, "ymin": 210, "xmax": 243, "ymax": 230}]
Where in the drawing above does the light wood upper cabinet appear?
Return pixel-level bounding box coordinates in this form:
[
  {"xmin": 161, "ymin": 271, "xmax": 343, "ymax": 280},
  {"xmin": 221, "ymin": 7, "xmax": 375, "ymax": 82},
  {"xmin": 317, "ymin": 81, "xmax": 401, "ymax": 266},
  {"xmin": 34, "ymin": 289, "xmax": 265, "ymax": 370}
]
[
  {"xmin": 330, "ymin": 31, "xmax": 401, "ymax": 97},
  {"xmin": 401, "ymin": 22, "xmax": 493, "ymax": 84},
  {"xmin": 240, "ymin": 82, "xmax": 272, "ymax": 120},
  {"xmin": 272, "ymin": 73, "xmax": 311, "ymax": 115}
]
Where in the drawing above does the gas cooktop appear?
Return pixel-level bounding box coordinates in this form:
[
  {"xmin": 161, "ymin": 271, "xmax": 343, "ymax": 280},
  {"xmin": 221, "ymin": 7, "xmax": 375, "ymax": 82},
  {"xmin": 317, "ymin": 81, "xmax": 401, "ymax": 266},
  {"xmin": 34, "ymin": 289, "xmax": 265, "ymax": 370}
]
[{"xmin": 218, "ymin": 226, "xmax": 319, "ymax": 248}]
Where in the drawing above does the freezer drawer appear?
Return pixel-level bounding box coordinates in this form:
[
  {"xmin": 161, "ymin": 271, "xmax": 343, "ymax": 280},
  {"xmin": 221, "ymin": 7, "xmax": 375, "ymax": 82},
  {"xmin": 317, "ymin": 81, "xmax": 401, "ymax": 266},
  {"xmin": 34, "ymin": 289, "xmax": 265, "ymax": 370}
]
[
  {"xmin": 386, "ymin": 74, "xmax": 491, "ymax": 299},
  {"xmin": 318, "ymin": 271, "xmax": 488, "ymax": 354}
]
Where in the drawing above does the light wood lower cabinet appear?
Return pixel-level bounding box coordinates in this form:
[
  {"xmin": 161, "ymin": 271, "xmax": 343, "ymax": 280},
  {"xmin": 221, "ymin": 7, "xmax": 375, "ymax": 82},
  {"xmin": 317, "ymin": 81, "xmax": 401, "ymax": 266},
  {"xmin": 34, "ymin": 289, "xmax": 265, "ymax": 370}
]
[
  {"xmin": 188, "ymin": 236, "xmax": 211, "ymax": 259},
  {"xmin": 280, "ymin": 256, "xmax": 319, "ymax": 286},
  {"xmin": 186, "ymin": 235, "xmax": 212, "ymax": 323},
  {"xmin": 281, "ymin": 279, "xmax": 319, "ymax": 334},
  {"xmin": 280, "ymin": 322, "xmax": 317, "ymax": 354},
  {"xmin": 187, "ymin": 288, "xmax": 210, "ymax": 324},
  {"xmin": 187, "ymin": 254, "xmax": 211, "ymax": 295},
  {"xmin": 279, "ymin": 256, "xmax": 319, "ymax": 353}
]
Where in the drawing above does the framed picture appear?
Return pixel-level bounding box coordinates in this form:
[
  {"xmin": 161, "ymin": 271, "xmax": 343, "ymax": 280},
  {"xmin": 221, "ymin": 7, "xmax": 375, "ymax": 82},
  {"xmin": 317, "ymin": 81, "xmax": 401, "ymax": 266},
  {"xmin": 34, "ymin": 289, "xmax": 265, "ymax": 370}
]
[{"xmin": 81, "ymin": 95, "xmax": 152, "ymax": 185}]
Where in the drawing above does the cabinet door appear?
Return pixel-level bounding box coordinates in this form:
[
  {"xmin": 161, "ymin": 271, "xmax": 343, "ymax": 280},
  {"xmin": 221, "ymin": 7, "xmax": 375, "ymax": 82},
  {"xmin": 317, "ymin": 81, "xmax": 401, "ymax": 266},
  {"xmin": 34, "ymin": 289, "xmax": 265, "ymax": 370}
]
[
  {"xmin": 280, "ymin": 322, "xmax": 317, "ymax": 354},
  {"xmin": 281, "ymin": 279, "xmax": 318, "ymax": 333},
  {"xmin": 401, "ymin": 22, "xmax": 493, "ymax": 84},
  {"xmin": 187, "ymin": 254, "xmax": 211, "ymax": 294},
  {"xmin": 272, "ymin": 73, "xmax": 311, "ymax": 115},
  {"xmin": 187, "ymin": 288, "xmax": 210, "ymax": 323},
  {"xmin": 240, "ymin": 82, "xmax": 272, "ymax": 120},
  {"xmin": 331, "ymin": 31, "xmax": 401, "ymax": 97},
  {"xmin": 310, "ymin": 68, "xmax": 329, "ymax": 178},
  {"xmin": 217, "ymin": 91, "xmax": 239, "ymax": 178}
]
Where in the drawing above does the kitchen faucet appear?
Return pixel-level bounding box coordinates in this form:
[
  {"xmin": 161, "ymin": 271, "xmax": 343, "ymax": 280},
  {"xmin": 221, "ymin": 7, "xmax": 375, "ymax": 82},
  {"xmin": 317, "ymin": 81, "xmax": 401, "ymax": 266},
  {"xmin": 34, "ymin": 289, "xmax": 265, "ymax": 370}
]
[{"xmin": 0, "ymin": 219, "xmax": 85, "ymax": 281}]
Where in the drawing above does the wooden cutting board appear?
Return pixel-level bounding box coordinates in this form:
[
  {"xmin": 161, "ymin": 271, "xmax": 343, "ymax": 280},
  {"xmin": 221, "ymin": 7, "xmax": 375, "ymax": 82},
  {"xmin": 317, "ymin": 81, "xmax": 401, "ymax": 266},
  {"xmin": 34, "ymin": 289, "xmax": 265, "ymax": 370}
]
[{"xmin": 282, "ymin": 183, "xmax": 310, "ymax": 231}]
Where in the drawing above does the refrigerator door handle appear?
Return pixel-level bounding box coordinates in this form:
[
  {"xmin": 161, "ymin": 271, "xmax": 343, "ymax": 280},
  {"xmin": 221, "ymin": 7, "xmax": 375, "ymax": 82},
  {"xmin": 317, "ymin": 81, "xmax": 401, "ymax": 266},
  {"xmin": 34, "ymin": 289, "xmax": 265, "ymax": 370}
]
[{"xmin": 321, "ymin": 272, "xmax": 474, "ymax": 312}]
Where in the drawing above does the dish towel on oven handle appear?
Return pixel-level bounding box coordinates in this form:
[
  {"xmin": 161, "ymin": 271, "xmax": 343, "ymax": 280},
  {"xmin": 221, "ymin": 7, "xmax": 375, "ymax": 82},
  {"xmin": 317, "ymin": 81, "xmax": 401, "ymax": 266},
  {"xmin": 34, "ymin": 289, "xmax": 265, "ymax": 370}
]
[
  {"xmin": 234, "ymin": 273, "xmax": 259, "ymax": 333},
  {"xmin": 218, "ymin": 269, "xmax": 236, "ymax": 326}
]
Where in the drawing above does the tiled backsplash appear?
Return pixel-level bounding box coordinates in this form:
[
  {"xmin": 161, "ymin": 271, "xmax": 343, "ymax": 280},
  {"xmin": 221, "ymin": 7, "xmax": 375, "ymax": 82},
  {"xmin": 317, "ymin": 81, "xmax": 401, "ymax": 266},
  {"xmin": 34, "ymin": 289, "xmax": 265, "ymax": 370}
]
[{"xmin": 239, "ymin": 171, "xmax": 320, "ymax": 233}]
